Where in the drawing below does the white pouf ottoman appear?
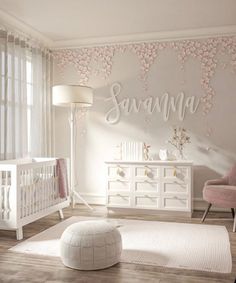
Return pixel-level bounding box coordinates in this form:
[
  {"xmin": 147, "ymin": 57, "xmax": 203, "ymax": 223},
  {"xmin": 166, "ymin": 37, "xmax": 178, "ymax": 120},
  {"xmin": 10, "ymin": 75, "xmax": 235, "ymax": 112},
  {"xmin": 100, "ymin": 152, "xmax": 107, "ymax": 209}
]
[{"xmin": 60, "ymin": 220, "xmax": 122, "ymax": 270}]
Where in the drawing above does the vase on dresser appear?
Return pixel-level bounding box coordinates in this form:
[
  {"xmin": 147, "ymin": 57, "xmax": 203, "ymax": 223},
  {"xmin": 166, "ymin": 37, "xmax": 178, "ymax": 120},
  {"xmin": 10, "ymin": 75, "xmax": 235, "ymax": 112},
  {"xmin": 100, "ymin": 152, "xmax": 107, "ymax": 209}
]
[{"xmin": 174, "ymin": 149, "xmax": 185, "ymax": 160}]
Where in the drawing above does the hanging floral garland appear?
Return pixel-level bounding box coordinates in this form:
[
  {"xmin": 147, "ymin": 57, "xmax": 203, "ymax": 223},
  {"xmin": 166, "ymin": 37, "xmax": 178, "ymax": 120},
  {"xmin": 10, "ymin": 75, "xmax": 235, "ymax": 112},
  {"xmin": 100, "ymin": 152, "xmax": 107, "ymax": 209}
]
[{"xmin": 53, "ymin": 36, "xmax": 236, "ymax": 116}]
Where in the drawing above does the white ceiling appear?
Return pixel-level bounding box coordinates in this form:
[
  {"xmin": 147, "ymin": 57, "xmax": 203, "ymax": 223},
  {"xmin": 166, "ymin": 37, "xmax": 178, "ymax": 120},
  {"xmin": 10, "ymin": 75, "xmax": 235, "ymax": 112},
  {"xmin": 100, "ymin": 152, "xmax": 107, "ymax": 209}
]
[{"xmin": 0, "ymin": 0, "xmax": 236, "ymax": 47}]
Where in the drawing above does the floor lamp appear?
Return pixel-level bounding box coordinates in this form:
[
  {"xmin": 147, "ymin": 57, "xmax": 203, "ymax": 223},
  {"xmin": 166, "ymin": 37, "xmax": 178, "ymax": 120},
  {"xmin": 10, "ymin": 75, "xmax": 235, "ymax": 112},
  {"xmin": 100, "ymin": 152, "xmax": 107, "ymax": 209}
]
[{"xmin": 52, "ymin": 85, "xmax": 93, "ymax": 210}]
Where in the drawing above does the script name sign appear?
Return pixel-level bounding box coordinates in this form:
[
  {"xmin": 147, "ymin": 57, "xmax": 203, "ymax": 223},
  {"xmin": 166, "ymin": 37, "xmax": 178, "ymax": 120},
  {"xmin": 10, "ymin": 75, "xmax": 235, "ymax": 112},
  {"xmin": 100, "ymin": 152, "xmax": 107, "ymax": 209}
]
[{"xmin": 105, "ymin": 82, "xmax": 200, "ymax": 124}]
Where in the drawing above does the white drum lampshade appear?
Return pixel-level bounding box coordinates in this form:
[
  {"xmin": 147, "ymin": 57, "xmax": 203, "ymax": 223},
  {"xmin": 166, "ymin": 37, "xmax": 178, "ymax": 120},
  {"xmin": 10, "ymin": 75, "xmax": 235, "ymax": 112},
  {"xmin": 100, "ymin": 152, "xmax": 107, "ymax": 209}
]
[{"xmin": 52, "ymin": 85, "xmax": 93, "ymax": 107}]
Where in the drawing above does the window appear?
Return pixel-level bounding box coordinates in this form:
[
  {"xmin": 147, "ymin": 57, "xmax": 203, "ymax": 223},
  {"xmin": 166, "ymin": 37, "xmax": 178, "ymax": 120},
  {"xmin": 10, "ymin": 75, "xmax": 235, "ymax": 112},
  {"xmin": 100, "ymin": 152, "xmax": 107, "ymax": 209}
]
[{"xmin": 0, "ymin": 31, "xmax": 54, "ymax": 160}]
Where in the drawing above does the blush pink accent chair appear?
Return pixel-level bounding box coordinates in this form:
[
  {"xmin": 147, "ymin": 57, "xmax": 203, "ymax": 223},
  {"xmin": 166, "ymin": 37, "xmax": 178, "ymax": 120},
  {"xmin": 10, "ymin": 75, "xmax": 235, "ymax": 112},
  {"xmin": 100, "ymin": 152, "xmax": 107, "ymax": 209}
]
[{"xmin": 201, "ymin": 165, "xmax": 236, "ymax": 231}]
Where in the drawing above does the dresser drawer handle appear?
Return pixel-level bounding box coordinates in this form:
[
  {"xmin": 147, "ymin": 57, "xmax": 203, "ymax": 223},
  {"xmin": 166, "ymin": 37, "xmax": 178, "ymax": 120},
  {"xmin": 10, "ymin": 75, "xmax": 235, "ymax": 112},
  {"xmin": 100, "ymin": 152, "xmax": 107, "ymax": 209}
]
[
  {"xmin": 143, "ymin": 195, "xmax": 156, "ymax": 199},
  {"xmin": 116, "ymin": 194, "xmax": 128, "ymax": 199},
  {"xmin": 145, "ymin": 169, "xmax": 152, "ymax": 177},
  {"xmin": 116, "ymin": 167, "xmax": 124, "ymax": 176}
]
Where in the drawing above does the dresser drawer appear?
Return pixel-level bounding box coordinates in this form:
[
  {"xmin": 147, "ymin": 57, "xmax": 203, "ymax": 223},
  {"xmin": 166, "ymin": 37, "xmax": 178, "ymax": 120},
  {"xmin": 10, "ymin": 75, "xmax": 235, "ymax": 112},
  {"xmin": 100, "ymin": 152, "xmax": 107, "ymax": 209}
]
[
  {"xmin": 108, "ymin": 165, "xmax": 131, "ymax": 180},
  {"xmin": 162, "ymin": 196, "xmax": 189, "ymax": 210},
  {"xmin": 134, "ymin": 181, "xmax": 159, "ymax": 193},
  {"xmin": 107, "ymin": 180, "xmax": 131, "ymax": 192},
  {"xmin": 134, "ymin": 166, "xmax": 159, "ymax": 179},
  {"xmin": 162, "ymin": 181, "xmax": 188, "ymax": 194},
  {"xmin": 134, "ymin": 194, "xmax": 159, "ymax": 209},
  {"xmin": 107, "ymin": 193, "xmax": 131, "ymax": 207},
  {"xmin": 163, "ymin": 166, "xmax": 189, "ymax": 181}
]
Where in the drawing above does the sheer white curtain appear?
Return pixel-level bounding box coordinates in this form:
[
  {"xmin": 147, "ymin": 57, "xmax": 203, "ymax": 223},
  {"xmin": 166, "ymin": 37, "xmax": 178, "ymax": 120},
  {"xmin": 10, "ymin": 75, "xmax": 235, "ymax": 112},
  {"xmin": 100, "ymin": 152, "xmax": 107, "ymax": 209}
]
[{"xmin": 0, "ymin": 29, "xmax": 54, "ymax": 160}]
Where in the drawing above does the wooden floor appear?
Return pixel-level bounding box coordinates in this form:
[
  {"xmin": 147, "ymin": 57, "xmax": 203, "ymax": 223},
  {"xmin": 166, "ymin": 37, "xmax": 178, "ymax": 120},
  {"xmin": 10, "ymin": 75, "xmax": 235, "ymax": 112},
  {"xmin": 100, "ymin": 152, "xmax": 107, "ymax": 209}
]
[{"xmin": 0, "ymin": 206, "xmax": 235, "ymax": 283}]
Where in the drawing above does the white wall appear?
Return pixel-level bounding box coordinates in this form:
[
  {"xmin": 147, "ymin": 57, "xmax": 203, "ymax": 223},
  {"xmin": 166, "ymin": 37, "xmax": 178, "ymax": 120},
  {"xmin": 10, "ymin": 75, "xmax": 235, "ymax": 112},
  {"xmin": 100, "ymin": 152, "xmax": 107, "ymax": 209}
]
[{"xmin": 53, "ymin": 36, "xmax": 236, "ymax": 208}]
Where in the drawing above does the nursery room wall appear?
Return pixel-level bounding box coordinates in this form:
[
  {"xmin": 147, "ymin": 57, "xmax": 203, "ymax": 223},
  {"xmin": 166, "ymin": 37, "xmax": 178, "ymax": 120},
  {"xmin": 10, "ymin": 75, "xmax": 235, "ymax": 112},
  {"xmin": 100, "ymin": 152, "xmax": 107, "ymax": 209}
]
[{"xmin": 53, "ymin": 36, "xmax": 236, "ymax": 208}]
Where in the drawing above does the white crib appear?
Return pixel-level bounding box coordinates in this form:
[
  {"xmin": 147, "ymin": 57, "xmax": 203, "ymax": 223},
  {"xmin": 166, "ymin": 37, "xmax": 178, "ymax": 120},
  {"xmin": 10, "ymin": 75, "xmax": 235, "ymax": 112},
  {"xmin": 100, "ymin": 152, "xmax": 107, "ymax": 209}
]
[{"xmin": 0, "ymin": 158, "xmax": 70, "ymax": 240}]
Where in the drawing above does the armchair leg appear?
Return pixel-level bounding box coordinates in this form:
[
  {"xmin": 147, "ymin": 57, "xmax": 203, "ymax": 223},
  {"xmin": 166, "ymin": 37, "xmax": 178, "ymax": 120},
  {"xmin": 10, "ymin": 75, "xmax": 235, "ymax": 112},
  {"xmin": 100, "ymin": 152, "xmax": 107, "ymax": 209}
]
[
  {"xmin": 231, "ymin": 208, "xmax": 235, "ymax": 219},
  {"xmin": 201, "ymin": 203, "xmax": 212, "ymax": 223},
  {"xmin": 233, "ymin": 214, "xmax": 236, "ymax": 232}
]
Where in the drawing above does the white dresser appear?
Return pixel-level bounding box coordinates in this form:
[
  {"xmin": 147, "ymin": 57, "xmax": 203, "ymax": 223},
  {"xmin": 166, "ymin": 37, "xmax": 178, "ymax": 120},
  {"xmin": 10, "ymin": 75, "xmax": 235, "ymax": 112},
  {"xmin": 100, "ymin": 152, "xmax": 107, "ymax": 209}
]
[{"xmin": 105, "ymin": 160, "xmax": 193, "ymax": 216}]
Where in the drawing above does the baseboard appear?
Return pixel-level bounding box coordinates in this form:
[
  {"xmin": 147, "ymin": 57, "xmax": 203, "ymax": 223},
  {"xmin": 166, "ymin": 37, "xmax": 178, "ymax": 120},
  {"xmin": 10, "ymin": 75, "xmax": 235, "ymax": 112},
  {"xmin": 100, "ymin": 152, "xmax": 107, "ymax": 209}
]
[
  {"xmin": 76, "ymin": 193, "xmax": 229, "ymax": 212},
  {"xmin": 76, "ymin": 193, "xmax": 106, "ymax": 205}
]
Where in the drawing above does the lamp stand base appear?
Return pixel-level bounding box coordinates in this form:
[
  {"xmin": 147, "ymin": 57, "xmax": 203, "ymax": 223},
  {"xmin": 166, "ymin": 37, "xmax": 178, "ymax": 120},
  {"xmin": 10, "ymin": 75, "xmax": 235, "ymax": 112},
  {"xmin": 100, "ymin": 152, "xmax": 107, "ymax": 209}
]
[{"xmin": 71, "ymin": 190, "xmax": 94, "ymax": 211}]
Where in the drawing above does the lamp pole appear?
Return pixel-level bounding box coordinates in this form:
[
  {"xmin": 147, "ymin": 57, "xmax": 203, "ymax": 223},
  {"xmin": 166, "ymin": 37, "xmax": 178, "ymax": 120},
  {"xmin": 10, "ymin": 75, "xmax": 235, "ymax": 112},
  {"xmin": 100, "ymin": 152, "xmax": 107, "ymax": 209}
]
[
  {"xmin": 70, "ymin": 103, "xmax": 93, "ymax": 210},
  {"xmin": 70, "ymin": 104, "xmax": 75, "ymax": 208}
]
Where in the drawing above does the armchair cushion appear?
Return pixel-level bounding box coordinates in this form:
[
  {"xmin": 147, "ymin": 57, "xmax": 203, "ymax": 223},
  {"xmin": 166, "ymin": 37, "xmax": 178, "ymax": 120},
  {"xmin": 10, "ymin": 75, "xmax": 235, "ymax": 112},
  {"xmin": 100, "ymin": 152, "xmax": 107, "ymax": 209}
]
[
  {"xmin": 204, "ymin": 177, "xmax": 228, "ymax": 186},
  {"xmin": 203, "ymin": 185, "xmax": 236, "ymax": 208}
]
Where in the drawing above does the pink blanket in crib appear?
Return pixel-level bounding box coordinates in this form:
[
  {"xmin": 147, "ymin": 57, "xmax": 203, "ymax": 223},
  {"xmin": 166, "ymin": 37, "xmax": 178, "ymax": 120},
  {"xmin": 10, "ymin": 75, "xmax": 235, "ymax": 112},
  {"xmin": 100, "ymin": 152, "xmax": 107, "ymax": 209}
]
[{"xmin": 56, "ymin": 159, "xmax": 69, "ymax": 198}]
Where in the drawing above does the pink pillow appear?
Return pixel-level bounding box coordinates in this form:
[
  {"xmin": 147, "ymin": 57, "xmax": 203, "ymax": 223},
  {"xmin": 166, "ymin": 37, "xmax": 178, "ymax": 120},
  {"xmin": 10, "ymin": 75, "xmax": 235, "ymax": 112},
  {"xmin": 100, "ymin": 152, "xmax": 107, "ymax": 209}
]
[{"xmin": 226, "ymin": 164, "xmax": 236, "ymax": 186}]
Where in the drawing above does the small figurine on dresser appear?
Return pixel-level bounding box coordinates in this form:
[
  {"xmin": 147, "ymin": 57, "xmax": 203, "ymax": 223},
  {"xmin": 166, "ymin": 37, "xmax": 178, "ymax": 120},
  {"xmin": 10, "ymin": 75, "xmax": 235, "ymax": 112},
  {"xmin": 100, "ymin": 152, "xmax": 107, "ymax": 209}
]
[
  {"xmin": 159, "ymin": 149, "xmax": 170, "ymax": 161},
  {"xmin": 143, "ymin": 143, "xmax": 151, "ymax": 160}
]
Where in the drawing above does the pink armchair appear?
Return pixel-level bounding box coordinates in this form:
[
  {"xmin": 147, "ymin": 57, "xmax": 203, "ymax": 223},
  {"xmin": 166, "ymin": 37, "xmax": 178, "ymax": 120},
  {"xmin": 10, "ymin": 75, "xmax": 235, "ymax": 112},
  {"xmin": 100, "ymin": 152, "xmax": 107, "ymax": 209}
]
[{"xmin": 201, "ymin": 164, "xmax": 236, "ymax": 232}]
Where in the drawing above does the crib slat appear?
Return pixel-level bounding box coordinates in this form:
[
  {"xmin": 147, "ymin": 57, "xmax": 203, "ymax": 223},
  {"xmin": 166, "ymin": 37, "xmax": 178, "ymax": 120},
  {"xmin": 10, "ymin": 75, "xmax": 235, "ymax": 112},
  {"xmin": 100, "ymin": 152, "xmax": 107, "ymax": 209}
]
[
  {"xmin": 47, "ymin": 166, "xmax": 50, "ymax": 208},
  {"xmin": 51, "ymin": 166, "xmax": 54, "ymax": 206},
  {"xmin": 47, "ymin": 166, "xmax": 51, "ymax": 207},
  {"xmin": 27, "ymin": 170, "xmax": 30, "ymax": 216},
  {"xmin": 6, "ymin": 185, "xmax": 10, "ymax": 220},
  {"xmin": 51, "ymin": 165, "xmax": 54, "ymax": 205},
  {"xmin": 42, "ymin": 166, "xmax": 44, "ymax": 211},
  {"xmin": 38, "ymin": 168, "xmax": 40, "ymax": 212},
  {"xmin": 25, "ymin": 170, "xmax": 28, "ymax": 217},
  {"xmin": 3, "ymin": 173, "xmax": 6, "ymax": 219},
  {"xmin": 30, "ymin": 169, "xmax": 32, "ymax": 216},
  {"xmin": 40, "ymin": 167, "xmax": 43, "ymax": 211},
  {"xmin": 53, "ymin": 166, "xmax": 55, "ymax": 203},
  {"xmin": 2, "ymin": 183, "xmax": 5, "ymax": 219},
  {"xmin": 38, "ymin": 168, "xmax": 41, "ymax": 211},
  {"xmin": 22, "ymin": 170, "xmax": 25, "ymax": 217},
  {"xmin": 0, "ymin": 172, "xmax": 2, "ymax": 220},
  {"xmin": 35, "ymin": 169, "xmax": 37, "ymax": 213},
  {"xmin": 48, "ymin": 166, "xmax": 50, "ymax": 207},
  {"xmin": 24, "ymin": 170, "xmax": 26, "ymax": 217},
  {"xmin": 28, "ymin": 169, "xmax": 30, "ymax": 216},
  {"xmin": 50, "ymin": 166, "xmax": 55, "ymax": 204},
  {"xmin": 44, "ymin": 166, "xmax": 47, "ymax": 210},
  {"xmin": 20, "ymin": 171, "xmax": 23, "ymax": 218},
  {"xmin": 21, "ymin": 170, "xmax": 24, "ymax": 217},
  {"xmin": 31, "ymin": 169, "xmax": 34, "ymax": 215},
  {"xmin": 38, "ymin": 168, "xmax": 41, "ymax": 212},
  {"xmin": 32, "ymin": 169, "xmax": 34, "ymax": 215},
  {"xmin": 44, "ymin": 166, "xmax": 46, "ymax": 209},
  {"xmin": 54, "ymin": 164, "xmax": 58, "ymax": 204},
  {"xmin": 47, "ymin": 166, "xmax": 49, "ymax": 208},
  {"xmin": 47, "ymin": 166, "xmax": 49, "ymax": 207}
]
